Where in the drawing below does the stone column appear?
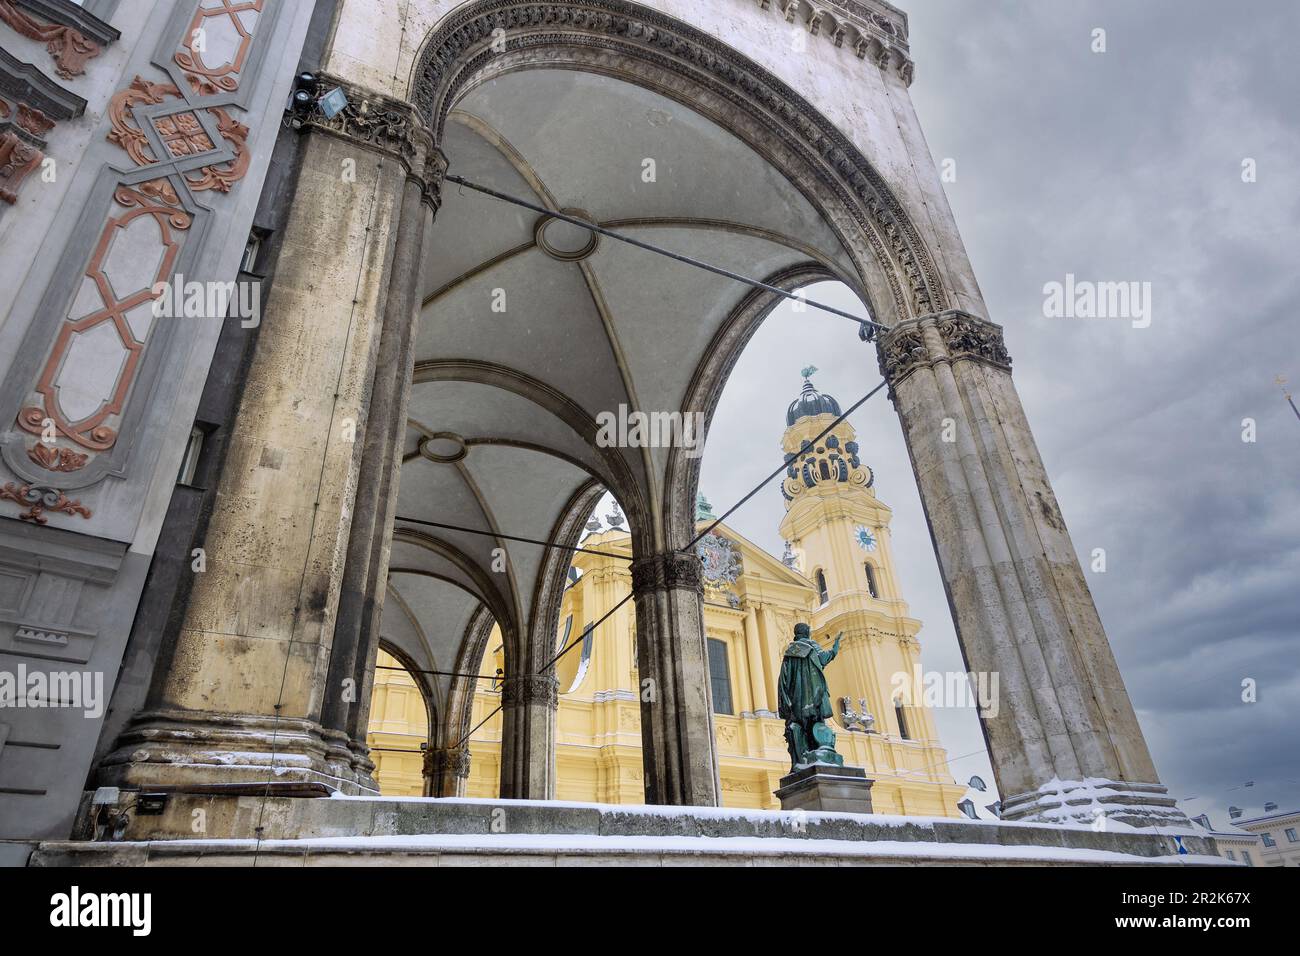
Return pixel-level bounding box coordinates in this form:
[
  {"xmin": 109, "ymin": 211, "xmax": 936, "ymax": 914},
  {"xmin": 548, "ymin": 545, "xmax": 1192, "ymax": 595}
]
[
  {"xmin": 631, "ymin": 552, "xmax": 720, "ymax": 806},
  {"xmin": 99, "ymin": 78, "xmax": 438, "ymax": 794},
  {"xmin": 422, "ymin": 744, "xmax": 470, "ymax": 798},
  {"xmin": 497, "ymin": 674, "xmax": 558, "ymax": 799},
  {"xmin": 878, "ymin": 309, "xmax": 1184, "ymax": 827},
  {"xmin": 323, "ymin": 142, "xmax": 446, "ymax": 787}
]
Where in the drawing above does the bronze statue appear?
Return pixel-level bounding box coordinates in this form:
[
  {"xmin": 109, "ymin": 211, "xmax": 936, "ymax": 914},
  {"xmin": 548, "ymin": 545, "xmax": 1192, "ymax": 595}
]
[{"xmin": 778, "ymin": 623, "xmax": 844, "ymax": 771}]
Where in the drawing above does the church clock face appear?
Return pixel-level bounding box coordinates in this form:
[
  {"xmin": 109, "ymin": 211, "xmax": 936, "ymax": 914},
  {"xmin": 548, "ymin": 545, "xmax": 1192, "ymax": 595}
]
[{"xmin": 854, "ymin": 525, "xmax": 877, "ymax": 552}]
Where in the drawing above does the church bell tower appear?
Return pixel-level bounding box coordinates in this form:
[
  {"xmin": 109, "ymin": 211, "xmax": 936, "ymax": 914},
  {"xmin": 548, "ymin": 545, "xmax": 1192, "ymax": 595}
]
[{"xmin": 778, "ymin": 369, "xmax": 939, "ymax": 748}]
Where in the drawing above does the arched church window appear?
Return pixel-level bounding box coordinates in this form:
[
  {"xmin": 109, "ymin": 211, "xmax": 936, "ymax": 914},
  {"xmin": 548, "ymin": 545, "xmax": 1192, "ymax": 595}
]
[
  {"xmin": 706, "ymin": 638, "xmax": 733, "ymax": 716},
  {"xmin": 818, "ymin": 459, "xmax": 831, "ymax": 480},
  {"xmin": 864, "ymin": 562, "xmax": 880, "ymax": 599},
  {"xmin": 894, "ymin": 698, "xmax": 911, "ymax": 740},
  {"xmin": 815, "ymin": 569, "xmax": 829, "ymax": 605}
]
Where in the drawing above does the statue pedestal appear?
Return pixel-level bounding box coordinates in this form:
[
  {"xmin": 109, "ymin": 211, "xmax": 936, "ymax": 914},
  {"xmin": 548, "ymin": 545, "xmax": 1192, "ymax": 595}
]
[{"xmin": 775, "ymin": 764, "xmax": 874, "ymax": 815}]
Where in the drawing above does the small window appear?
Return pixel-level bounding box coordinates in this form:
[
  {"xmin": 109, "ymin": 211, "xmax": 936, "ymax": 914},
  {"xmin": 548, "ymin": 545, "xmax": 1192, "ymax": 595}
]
[
  {"xmin": 894, "ymin": 698, "xmax": 910, "ymax": 740},
  {"xmin": 1287, "ymin": 828, "xmax": 1298, "ymax": 843},
  {"xmin": 815, "ymin": 569, "xmax": 828, "ymax": 605},
  {"xmin": 864, "ymin": 562, "xmax": 879, "ymax": 599},
  {"xmin": 706, "ymin": 638, "xmax": 732, "ymax": 716},
  {"xmin": 1262, "ymin": 833, "xmax": 1276, "ymax": 847},
  {"xmin": 177, "ymin": 425, "xmax": 205, "ymax": 486},
  {"xmin": 1225, "ymin": 850, "xmax": 1236, "ymax": 861},
  {"xmin": 240, "ymin": 230, "xmax": 263, "ymax": 272},
  {"xmin": 1241, "ymin": 850, "xmax": 1252, "ymax": 865}
]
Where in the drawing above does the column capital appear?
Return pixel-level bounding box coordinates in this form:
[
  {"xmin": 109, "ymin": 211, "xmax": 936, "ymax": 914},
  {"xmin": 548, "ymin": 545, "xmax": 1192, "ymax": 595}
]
[
  {"xmin": 499, "ymin": 673, "xmax": 559, "ymax": 709},
  {"xmin": 302, "ymin": 73, "xmax": 438, "ymax": 179},
  {"xmin": 876, "ymin": 309, "xmax": 1012, "ymax": 398},
  {"xmin": 422, "ymin": 744, "xmax": 471, "ymax": 780},
  {"xmin": 631, "ymin": 550, "xmax": 704, "ymax": 594}
]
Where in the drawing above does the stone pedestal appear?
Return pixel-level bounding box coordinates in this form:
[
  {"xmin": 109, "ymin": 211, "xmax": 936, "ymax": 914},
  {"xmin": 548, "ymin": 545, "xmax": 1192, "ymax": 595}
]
[{"xmin": 775, "ymin": 764, "xmax": 874, "ymax": 814}]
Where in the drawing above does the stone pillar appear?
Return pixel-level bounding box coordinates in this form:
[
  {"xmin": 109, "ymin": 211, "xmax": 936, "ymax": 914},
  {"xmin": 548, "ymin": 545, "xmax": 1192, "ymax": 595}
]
[
  {"xmin": 422, "ymin": 744, "xmax": 471, "ymax": 798},
  {"xmin": 99, "ymin": 78, "xmax": 439, "ymax": 794},
  {"xmin": 878, "ymin": 309, "xmax": 1184, "ymax": 827},
  {"xmin": 323, "ymin": 142, "xmax": 446, "ymax": 787},
  {"xmin": 631, "ymin": 552, "xmax": 720, "ymax": 806},
  {"xmin": 498, "ymin": 674, "xmax": 558, "ymax": 799}
]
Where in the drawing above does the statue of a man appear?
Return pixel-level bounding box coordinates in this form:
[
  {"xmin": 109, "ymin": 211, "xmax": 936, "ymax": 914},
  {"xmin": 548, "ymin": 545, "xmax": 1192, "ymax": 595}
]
[{"xmin": 778, "ymin": 623, "xmax": 843, "ymax": 771}]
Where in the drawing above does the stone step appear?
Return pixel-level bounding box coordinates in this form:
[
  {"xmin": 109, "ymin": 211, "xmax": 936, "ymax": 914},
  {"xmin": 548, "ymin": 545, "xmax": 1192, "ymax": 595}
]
[{"xmin": 35, "ymin": 795, "xmax": 1228, "ymax": 866}]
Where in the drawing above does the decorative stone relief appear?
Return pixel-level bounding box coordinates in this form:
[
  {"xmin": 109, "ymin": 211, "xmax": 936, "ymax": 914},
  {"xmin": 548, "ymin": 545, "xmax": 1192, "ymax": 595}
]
[
  {"xmin": 500, "ymin": 673, "xmax": 559, "ymax": 707},
  {"xmin": 0, "ymin": 0, "xmax": 104, "ymax": 80},
  {"xmin": 770, "ymin": 0, "xmax": 914, "ymax": 81},
  {"xmin": 14, "ymin": 186, "xmax": 193, "ymax": 468},
  {"xmin": 876, "ymin": 310, "xmax": 1012, "ymax": 401},
  {"xmin": 631, "ymin": 551, "xmax": 704, "ymax": 594},
  {"xmin": 302, "ymin": 72, "xmax": 437, "ymax": 180},
  {"xmin": 0, "ymin": 0, "xmax": 276, "ymax": 513}
]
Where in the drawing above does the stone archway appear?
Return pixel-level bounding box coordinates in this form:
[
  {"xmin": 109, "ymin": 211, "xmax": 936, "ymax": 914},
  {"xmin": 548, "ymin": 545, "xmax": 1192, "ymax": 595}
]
[{"xmin": 101, "ymin": 0, "xmax": 1184, "ymax": 829}]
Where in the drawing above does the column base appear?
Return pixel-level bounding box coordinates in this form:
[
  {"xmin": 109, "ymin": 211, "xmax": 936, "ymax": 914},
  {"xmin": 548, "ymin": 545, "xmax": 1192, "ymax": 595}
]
[
  {"xmin": 1000, "ymin": 778, "xmax": 1189, "ymax": 829},
  {"xmin": 96, "ymin": 709, "xmax": 378, "ymax": 795},
  {"xmin": 775, "ymin": 764, "xmax": 874, "ymax": 814}
]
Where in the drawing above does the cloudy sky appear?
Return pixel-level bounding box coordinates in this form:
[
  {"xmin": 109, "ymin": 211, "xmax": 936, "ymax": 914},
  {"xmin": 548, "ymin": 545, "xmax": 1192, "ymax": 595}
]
[{"xmin": 696, "ymin": 0, "xmax": 1299, "ymax": 825}]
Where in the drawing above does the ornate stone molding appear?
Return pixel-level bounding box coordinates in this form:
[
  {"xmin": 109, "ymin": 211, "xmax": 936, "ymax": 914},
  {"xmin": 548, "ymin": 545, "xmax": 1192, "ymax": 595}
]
[
  {"xmin": 631, "ymin": 550, "xmax": 703, "ymax": 594},
  {"xmin": 499, "ymin": 673, "xmax": 560, "ymax": 708},
  {"xmin": 767, "ymin": 0, "xmax": 913, "ymax": 84},
  {"xmin": 876, "ymin": 309, "xmax": 1011, "ymax": 399},
  {"xmin": 0, "ymin": 0, "xmax": 110, "ymax": 80},
  {"xmin": 411, "ymin": 0, "xmax": 947, "ymax": 318},
  {"xmin": 303, "ymin": 72, "xmax": 435, "ymax": 175},
  {"xmin": 0, "ymin": 481, "xmax": 91, "ymax": 522}
]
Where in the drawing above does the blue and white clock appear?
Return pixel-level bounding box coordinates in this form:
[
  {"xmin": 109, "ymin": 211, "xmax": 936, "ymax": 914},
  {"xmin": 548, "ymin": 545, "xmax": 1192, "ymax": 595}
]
[{"xmin": 854, "ymin": 524, "xmax": 877, "ymax": 551}]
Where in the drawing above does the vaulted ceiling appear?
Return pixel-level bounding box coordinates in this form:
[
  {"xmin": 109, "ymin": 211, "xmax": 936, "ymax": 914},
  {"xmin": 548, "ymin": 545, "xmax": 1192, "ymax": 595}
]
[{"xmin": 382, "ymin": 67, "xmax": 859, "ymax": 708}]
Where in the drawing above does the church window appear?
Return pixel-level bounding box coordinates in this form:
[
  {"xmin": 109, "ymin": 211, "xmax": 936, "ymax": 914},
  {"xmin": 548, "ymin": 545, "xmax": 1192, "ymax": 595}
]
[
  {"xmin": 864, "ymin": 562, "xmax": 880, "ymax": 599},
  {"xmin": 706, "ymin": 638, "xmax": 733, "ymax": 715},
  {"xmin": 894, "ymin": 698, "xmax": 911, "ymax": 739},
  {"xmin": 815, "ymin": 569, "xmax": 828, "ymax": 605}
]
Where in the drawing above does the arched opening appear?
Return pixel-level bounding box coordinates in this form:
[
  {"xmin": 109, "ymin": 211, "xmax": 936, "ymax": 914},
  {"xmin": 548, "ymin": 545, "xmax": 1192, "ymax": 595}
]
[
  {"xmin": 368, "ymin": 645, "xmax": 435, "ymax": 796},
  {"xmin": 386, "ymin": 0, "xmax": 954, "ymax": 808},
  {"xmin": 864, "ymin": 562, "xmax": 880, "ymax": 599}
]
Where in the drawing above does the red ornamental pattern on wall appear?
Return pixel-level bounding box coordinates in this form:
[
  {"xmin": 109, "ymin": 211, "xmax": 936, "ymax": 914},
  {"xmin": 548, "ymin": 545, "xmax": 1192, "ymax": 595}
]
[
  {"xmin": 4, "ymin": 0, "xmax": 266, "ymax": 523},
  {"xmin": 0, "ymin": 0, "xmax": 102, "ymax": 80}
]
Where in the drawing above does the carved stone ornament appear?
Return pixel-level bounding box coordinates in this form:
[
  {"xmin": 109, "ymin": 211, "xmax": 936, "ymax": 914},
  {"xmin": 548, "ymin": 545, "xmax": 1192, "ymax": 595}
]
[
  {"xmin": 876, "ymin": 310, "xmax": 1012, "ymax": 399},
  {"xmin": 631, "ymin": 551, "xmax": 704, "ymax": 594},
  {"xmin": 303, "ymin": 73, "xmax": 434, "ymax": 173},
  {"xmin": 0, "ymin": 481, "xmax": 91, "ymax": 523},
  {"xmin": 422, "ymin": 745, "xmax": 472, "ymax": 779},
  {"xmin": 500, "ymin": 674, "xmax": 560, "ymax": 708},
  {"xmin": 0, "ymin": 0, "xmax": 102, "ymax": 80},
  {"xmin": 935, "ymin": 311, "xmax": 1012, "ymax": 369},
  {"xmin": 106, "ymin": 75, "xmax": 250, "ymax": 195},
  {"xmin": 411, "ymin": 0, "xmax": 947, "ymax": 318}
]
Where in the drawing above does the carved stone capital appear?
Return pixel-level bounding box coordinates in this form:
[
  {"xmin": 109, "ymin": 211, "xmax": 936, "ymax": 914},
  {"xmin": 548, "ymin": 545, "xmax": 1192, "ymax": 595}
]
[
  {"xmin": 499, "ymin": 673, "xmax": 559, "ymax": 709},
  {"xmin": 422, "ymin": 744, "xmax": 471, "ymax": 780},
  {"xmin": 876, "ymin": 310, "xmax": 1011, "ymax": 398},
  {"xmin": 934, "ymin": 310, "xmax": 1012, "ymax": 370},
  {"xmin": 303, "ymin": 73, "xmax": 435, "ymax": 174},
  {"xmin": 631, "ymin": 551, "xmax": 704, "ymax": 594}
]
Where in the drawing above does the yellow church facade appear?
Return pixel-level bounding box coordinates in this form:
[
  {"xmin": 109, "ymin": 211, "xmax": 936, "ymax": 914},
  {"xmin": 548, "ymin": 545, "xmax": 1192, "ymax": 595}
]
[{"xmin": 368, "ymin": 378, "xmax": 966, "ymax": 817}]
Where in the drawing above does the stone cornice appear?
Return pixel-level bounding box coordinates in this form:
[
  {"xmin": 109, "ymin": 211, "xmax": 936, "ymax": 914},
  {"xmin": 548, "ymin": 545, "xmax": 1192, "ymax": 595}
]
[
  {"xmin": 14, "ymin": 0, "xmax": 118, "ymax": 46},
  {"xmin": 762, "ymin": 0, "xmax": 913, "ymax": 85}
]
